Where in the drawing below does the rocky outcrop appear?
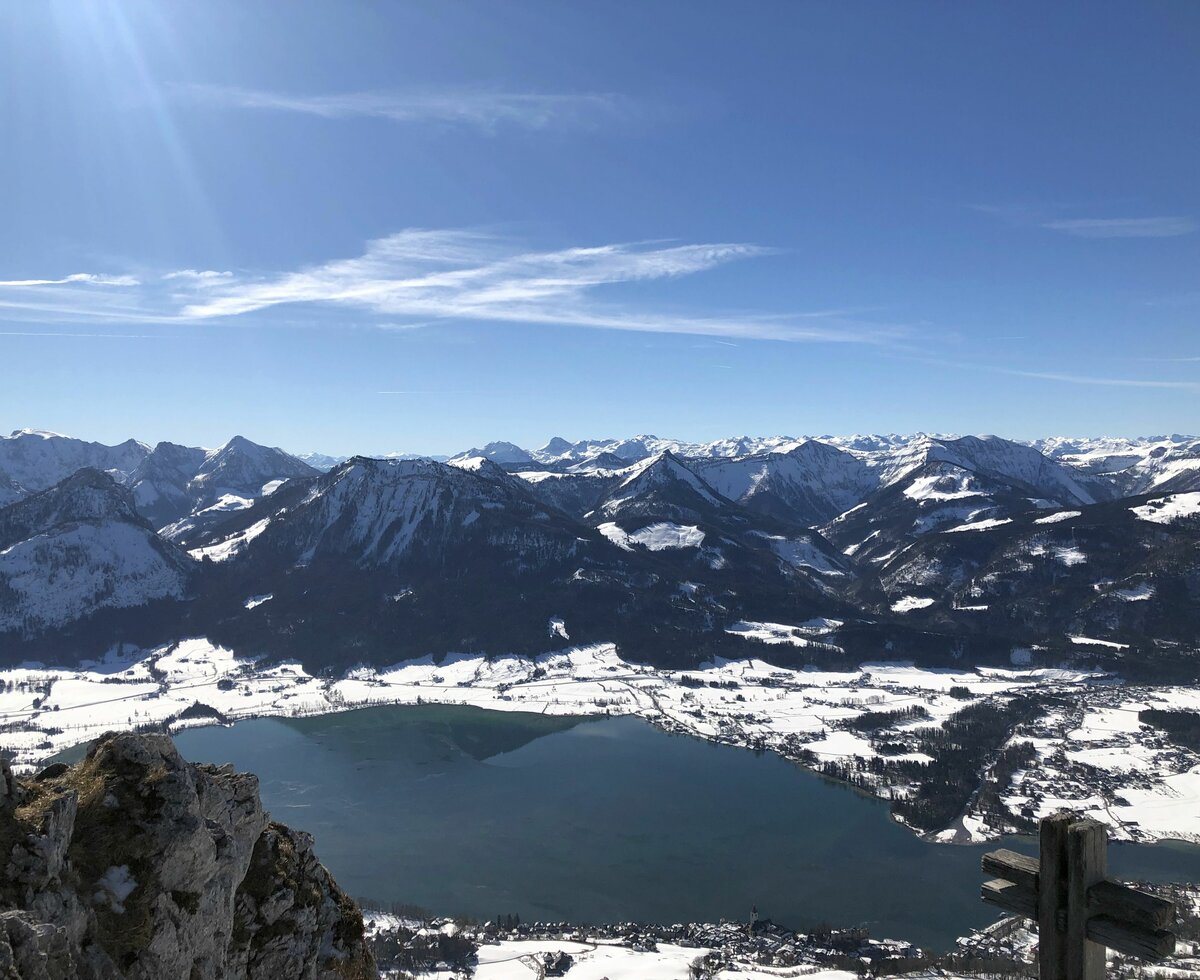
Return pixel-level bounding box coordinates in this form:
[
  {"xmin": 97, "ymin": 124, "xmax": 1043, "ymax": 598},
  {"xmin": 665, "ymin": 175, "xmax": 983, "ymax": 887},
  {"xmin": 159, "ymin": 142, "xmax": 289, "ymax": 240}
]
[{"xmin": 0, "ymin": 732, "xmax": 375, "ymax": 980}]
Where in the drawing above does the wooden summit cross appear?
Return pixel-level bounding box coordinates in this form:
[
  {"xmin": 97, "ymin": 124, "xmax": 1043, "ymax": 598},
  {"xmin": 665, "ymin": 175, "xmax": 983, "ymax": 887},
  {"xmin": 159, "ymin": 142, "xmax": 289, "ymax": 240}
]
[{"xmin": 981, "ymin": 813, "xmax": 1177, "ymax": 980}]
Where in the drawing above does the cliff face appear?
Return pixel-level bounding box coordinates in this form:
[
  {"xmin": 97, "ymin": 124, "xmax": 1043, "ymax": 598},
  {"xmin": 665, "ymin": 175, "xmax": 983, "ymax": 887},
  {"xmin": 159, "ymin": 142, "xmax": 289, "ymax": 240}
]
[{"xmin": 0, "ymin": 732, "xmax": 376, "ymax": 980}]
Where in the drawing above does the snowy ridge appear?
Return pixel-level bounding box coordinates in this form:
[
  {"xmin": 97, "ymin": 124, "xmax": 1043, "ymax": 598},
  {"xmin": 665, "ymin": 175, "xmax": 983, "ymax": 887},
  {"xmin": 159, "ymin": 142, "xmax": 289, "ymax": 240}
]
[
  {"xmin": 211, "ymin": 455, "xmax": 555, "ymax": 567},
  {"xmin": 0, "ymin": 429, "xmax": 149, "ymax": 492}
]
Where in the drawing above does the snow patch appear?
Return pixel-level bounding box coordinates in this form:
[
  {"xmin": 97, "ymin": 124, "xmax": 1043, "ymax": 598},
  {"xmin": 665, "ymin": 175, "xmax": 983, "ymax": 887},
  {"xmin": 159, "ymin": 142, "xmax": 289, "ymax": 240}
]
[
  {"xmin": 188, "ymin": 517, "xmax": 271, "ymax": 562},
  {"xmin": 1035, "ymin": 510, "xmax": 1081, "ymax": 524},
  {"xmin": 1112, "ymin": 583, "xmax": 1154, "ymax": 602},
  {"xmin": 891, "ymin": 596, "xmax": 935, "ymax": 613},
  {"xmin": 597, "ymin": 521, "xmax": 704, "ymax": 551},
  {"xmin": 944, "ymin": 517, "xmax": 1013, "ymax": 533},
  {"xmin": 1130, "ymin": 492, "xmax": 1200, "ymax": 524},
  {"xmin": 95, "ymin": 865, "xmax": 137, "ymax": 914},
  {"xmin": 1068, "ymin": 635, "xmax": 1130, "ymax": 650},
  {"xmin": 630, "ymin": 522, "xmax": 705, "ymax": 551}
]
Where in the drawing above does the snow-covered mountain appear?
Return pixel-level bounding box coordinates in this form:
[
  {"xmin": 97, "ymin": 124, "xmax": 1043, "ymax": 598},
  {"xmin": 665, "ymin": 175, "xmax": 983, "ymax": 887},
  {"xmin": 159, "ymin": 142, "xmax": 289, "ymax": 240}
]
[
  {"xmin": 171, "ymin": 452, "xmax": 855, "ymax": 667},
  {"xmin": 124, "ymin": 442, "xmax": 210, "ymax": 529},
  {"xmin": 297, "ymin": 449, "xmax": 455, "ymax": 470},
  {"xmin": 292, "ymin": 431, "xmax": 1200, "ymax": 505},
  {"xmin": 0, "ymin": 429, "xmax": 148, "ymax": 492},
  {"xmin": 293, "ymin": 451, "xmax": 350, "ymax": 471},
  {"xmin": 449, "ymin": 441, "xmax": 536, "ymax": 465},
  {"xmin": 3, "ymin": 426, "xmax": 1199, "ymax": 679},
  {"xmin": 1035, "ymin": 435, "xmax": 1200, "ymax": 496},
  {"xmin": 529, "ymin": 433, "xmax": 798, "ymax": 466},
  {"xmin": 0, "ymin": 430, "xmax": 320, "ymax": 530},
  {"xmin": 116, "ymin": 436, "xmax": 317, "ymax": 531},
  {"xmin": 0, "ymin": 469, "xmax": 192, "ymax": 635},
  {"xmin": 865, "ymin": 435, "xmax": 1106, "ymax": 504},
  {"xmin": 187, "ymin": 435, "xmax": 319, "ymax": 510},
  {"xmin": 821, "ymin": 459, "xmax": 1059, "ymax": 565},
  {"xmin": 693, "ymin": 439, "xmax": 876, "ymax": 525},
  {"xmin": 191, "ymin": 455, "xmax": 572, "ymax": 567},
  {"xmin": 595, "ymin": 451, "xmax": 731, "ymax": 522}
]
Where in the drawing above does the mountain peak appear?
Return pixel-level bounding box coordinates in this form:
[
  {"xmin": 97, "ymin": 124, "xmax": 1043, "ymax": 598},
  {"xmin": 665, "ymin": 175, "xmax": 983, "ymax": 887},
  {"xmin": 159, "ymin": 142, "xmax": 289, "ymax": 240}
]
[
  {"xmin": 540, "ymin": 435, "xmax": 574, "ymax": 456},
  {"xmin": 601, "ymin": 451, "xmax": 727, "ymax": 519},
  {"xmin": 2, "ymin": 467, "xmax": 143, "ymax": 529},
  {"xmin": 450, "ymin": 441, "xmax": 534, "ymax": 465},
  {"xmin": 7, "ymin": 428, "xmax": 68, "ymax": 440}
]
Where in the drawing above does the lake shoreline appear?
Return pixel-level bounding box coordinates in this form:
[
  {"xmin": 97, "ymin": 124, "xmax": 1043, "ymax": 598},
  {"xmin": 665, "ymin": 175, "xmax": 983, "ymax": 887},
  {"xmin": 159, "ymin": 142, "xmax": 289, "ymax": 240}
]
[{"xmin": 6, "ymin": 637, "xmax": 1200, "ymax": 850}]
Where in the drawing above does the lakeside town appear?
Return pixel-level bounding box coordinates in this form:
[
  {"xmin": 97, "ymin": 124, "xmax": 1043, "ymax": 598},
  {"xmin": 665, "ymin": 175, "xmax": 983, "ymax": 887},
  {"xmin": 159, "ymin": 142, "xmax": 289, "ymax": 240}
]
[{"xmin": 362, "ymin": 879, "xmax": 1200, "ymax": 979}]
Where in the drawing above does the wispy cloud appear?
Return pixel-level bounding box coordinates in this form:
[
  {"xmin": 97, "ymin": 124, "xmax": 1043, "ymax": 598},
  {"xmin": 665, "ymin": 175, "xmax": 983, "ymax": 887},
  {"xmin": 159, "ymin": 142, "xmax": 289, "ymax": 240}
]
[
  {"xmin": 1005, "ymin": 368, "xmax": 1200, "ymax": 390},
  {"xmin": 161, "ymin": 269, "xmax": 233, "ymax": 284},
  {"xmin": 972, "ymin": 205, "xmax": 1196, "ymax": 240},
  {"xmin": 0, "ymin": 273, "xmax": 140, "ymax": 287},
  {"xmin": 0, "ymin": 331, "xmax": 164, "ymax": 339},
  {"xmin": 0, "ymin": 231, "xmax": 902, "ymax": 344},
  {"xmin": 1042, "ymin": 217, "xmax": 1196, "ymax": 239},
  {"xmin": 179, "ymin": 84, "xmax": 634, "ymax": 132},
  {"xmin": 894, "ymin": 351, "xmax": 1200, "ymax": 393},
  {"xmin": 177, "ymin": 230, "xmax": 898, "ymax": 344}
]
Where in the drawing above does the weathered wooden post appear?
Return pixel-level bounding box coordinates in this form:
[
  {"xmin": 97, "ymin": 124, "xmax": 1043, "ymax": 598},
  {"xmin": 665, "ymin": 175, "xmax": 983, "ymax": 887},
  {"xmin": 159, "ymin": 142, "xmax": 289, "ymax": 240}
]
[{"xmin": 982, "ymin": 812, "xmax": 1177, "ymax": 980}]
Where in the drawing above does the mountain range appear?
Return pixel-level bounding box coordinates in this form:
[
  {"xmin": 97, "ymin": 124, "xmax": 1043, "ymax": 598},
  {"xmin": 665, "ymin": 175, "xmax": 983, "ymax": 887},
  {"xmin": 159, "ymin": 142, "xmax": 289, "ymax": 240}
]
[{"xmin": 1, "ymin": 427, "xmax": 1198, "ymax": 679}]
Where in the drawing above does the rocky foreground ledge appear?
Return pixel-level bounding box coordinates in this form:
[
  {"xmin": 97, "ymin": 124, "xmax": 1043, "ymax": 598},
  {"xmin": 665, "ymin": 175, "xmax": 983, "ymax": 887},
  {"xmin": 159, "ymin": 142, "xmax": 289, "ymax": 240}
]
[{"xmin": 0, "ymin": 732, "xmax": 375, "ymax": 980}]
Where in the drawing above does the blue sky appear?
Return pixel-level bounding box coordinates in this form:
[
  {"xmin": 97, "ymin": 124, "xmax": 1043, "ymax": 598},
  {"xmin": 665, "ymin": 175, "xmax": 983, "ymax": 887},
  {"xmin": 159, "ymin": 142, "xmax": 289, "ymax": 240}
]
[{"xmin": 1, "ymin": 2, "xmax": 1197, "ymax": 455}]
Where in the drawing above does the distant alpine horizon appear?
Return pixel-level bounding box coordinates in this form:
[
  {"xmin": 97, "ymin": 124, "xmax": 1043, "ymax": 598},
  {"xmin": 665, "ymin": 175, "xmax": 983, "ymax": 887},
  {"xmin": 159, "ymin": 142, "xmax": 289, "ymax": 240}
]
[{"xmin": 5, "ymin": 425, "xmax": 1200, "ymax": 473}]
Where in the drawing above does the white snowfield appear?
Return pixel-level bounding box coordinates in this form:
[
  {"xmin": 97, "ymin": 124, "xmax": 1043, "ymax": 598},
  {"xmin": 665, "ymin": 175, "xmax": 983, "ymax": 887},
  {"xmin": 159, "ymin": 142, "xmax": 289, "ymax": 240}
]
[
  {"xmin": 187, "ymin": 516, "xmax": 271, "ymax": 562},
  {"xmin": 597, "ymin": 521, "xmax": 705, "ymax": 551},
  {"xmin": 1034, "ymin": 510, "xmax": 1081, "ymax": 524},
  {"xmin": 943, "ymin": 517, "xmax": 1013, "ymax": 533},
  {"xmin": 469, "ymin": 939, "xmax": 711, "ymax": 980},
  {"xmin": 4, "ymin": 637, "xmax": 1198, "ymax": 845},
  {"xmin": 902, "ymin": 469, "xmax": 986, "ymax": 502},
  {"xmin": 890, "ymin": 596, "xmax": 935, "ymax": 613},
  {"xmin": 724, "ymin": 620, "xmax": 842, "ymax": 649},
  {"xmin": 1130, "ymin": 491, "xmax": 1200, "ymax": 525}
]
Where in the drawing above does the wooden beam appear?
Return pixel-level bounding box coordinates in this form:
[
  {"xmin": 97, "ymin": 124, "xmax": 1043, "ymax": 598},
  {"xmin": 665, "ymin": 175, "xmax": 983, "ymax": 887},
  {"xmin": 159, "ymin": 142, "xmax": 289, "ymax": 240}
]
[
  {"xmin": 982, "ymin": 815, "xmax": 1179, "ymax": 971},
  {"xmin": 1066, "ymin": 818, "xmax": 1107, "ymax": 980},
  {"xmin": 1087, "ymin": 915, "xmax": 1176, "ymax": 961},
  {"xmin": 981, "ymin": 848, "xmax": 1040, "ymax": 894},
  {"xmin": 1039, "ymin": 813, "xmax": 1071, "ymax": 980},
  {"xmin": 1087, "ymin": 879, "xmax": 1175, "ymax": 932},
  {"xmin": 982, "ymin": 877, "xmax": 1038, "ymax": 919}
]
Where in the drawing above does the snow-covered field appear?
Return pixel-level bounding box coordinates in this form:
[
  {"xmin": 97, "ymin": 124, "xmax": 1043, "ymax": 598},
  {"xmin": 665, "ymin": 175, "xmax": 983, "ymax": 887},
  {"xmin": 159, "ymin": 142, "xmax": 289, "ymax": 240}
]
[
  {"xmin": 2, "ymin": 637, "xmax": 1199, "ymax": 845},
  {"xmin": 444, "ymin": 939, "xmax": 711, "ymax": 980},
  {"xmin": 401, "ymin": 942, "xmax": 859, "ymax": 980},
  {"xmin": 1130, "ymin": 492, "xmax": 1200, "ymax": 525},
  {"xmin": 364, "ymin": 915, "xmax": 902, "ymax": 980}
]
